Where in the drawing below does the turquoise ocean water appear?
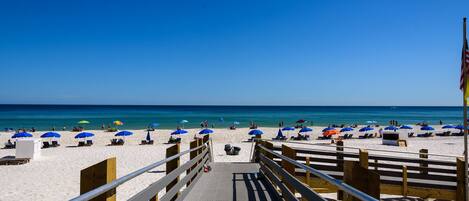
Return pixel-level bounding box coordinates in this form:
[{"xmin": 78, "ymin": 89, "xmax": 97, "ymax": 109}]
[{"xmin": 0, "ymin": 105, "xmax": 464, "ymax": 131}]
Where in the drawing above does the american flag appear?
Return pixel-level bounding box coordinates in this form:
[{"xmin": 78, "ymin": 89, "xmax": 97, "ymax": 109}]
[{"xmin": 460, "ymin": 32, "xmax": 469, "ymax": 91}]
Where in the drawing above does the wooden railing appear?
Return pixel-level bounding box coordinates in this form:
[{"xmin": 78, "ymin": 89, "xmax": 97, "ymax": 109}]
[
  {"xmin": 259, "ymin": 140, "xmax": 466, "ymax": 201},
  {"xmin": 255, "ymin": 141, "xmax": 379, "ymax": 201},
  {"xmin": 70, "ymin": 135, "xmax": 211, "ymax": 201}
]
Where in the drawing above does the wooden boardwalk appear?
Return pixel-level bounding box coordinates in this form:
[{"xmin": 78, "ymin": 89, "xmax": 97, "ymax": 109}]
[{"xmin": 184, "ymin": 162, "xmax": 279, "ymax": 201}]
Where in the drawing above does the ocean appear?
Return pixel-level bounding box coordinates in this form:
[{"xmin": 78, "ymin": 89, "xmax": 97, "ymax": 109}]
[{"xmin": 0, "ymin": 105, "xmax": 463, "ymax": 131}]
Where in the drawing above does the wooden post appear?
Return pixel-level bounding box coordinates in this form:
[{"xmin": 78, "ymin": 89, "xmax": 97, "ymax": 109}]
[
  {"xmin": 265, "ymin": 141, "xmax": 274, "ymax": 160},
  {"xmin": 80, "ymin": 157, "xmax": 116, "ymax": 201},
  {"xmin": 419, "ymin": 149, "xmax": 428, "ymax": 175},
  {"xmin": 336, "ymin": 141, "xmax": 344, "ymax": 200},
  {"xmin": 359, "ymin": 149, "xmax": 369, "ymax": 168},
  {"xmin": 166, "ymin": 143, "xmax": 180, "ymax": 201},
  {"xmin": 457, "ymin": 157, "xmax": 467, "ymax": 201},
  {"xmin": 402, "ymin": 165, "xmax": 407, "ymax": 197},
  {"xmin": 187, "ymin": 139, "xmax": 199, "ymax": 186},
  {"xmin": 305, "ymin": 157, "xmax": 311, "ymax": 185},
  {"xmin": 343, "ymin": 161, "xmax": 380, "ymax": 201},
  {"xmin": 282, "ymin": 144, "xmax": 297, "ymax": 193}
]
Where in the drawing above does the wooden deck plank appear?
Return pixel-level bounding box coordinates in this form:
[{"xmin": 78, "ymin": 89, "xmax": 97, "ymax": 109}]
[{"xmin": 184, "ymin": 162, "xmax": 279, "ymax": 201}]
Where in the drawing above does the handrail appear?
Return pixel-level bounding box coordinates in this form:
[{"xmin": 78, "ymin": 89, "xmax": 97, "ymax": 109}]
[
  {"xmin": 69, "ymin": 143, "xmax": 208, "ymax": 201},
  {"xmin": 257, "ymin": 144, "xmax": 379, "ymax": 201},
  {"xmin": 263, "ymin": 139, "xmax": 461, "ymax": 158}
]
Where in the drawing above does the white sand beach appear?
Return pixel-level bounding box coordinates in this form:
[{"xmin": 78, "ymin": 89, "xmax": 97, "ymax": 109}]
[{"xmin": 0, "ymin": 126, "xmax": 465, "ymax": 201}]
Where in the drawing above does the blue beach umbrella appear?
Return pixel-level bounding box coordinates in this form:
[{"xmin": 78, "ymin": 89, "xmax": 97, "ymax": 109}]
[
  {"xmin": 442, "ymin": 125, "xmax": 455, "ymax": 129},
  {"xmin": 359, "ymin": 127, "xmax": 374, "ymax": 132},
  {"xmin": 199, "ymin": 128, "xmax": 214, "ymax": 135},
  {"xmin": 282, "ymin": 127, "xmax": 295, "ymax": 131},
  {"xmin": 421, "ymin": 126, "xmax": 435, "ymax": 131},
  {"xmin": 299, "ymin": 127, "xmax": 313, "ymax": 133},
  {"xmin": 276, "ymin": 129, "xmax": 285, "ymax": 138},
  {"xmin": 248, "ymin": 129, "xmax": 264, "ymax": 135},
  {"xmin": 455, "ymin": 125, "xmax": 467, "ymax": 130},
  {"xmin": 384, "ymin": 126, "xmax": 399, "ymax": 131},
  {"xmin": 340, "ymin": 127, "xmax": 354, "ymax": 132},
  {"xmin": 74, "ymin": 132, "xmax": 94, "ymax": 139},
  {"xmin": 41, "ymin": 132, "xmax": 61, "ymax": 138},
  {"xmin": 115, "ymin": 130, "xmax": 133, "ymax": 137},
  {"xmin": 12, "ymin": 132, "xmax": 33, "ymax": 138},
  {"xmin": 171, "ymin": 129, "xmax": 188, "ymax": 135},
  {"xmin": 322, "ymin": 127, "xmax": 335, "ymax": 132},
  {"xmin": 146, "ymin": 131, "xmax": 151, "ymax": 141},
  {"xmin": 400, "ymin": 125, "xmax": 413, "ymax": 130}
]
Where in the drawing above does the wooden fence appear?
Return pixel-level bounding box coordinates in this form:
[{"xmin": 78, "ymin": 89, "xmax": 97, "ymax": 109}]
[
  {"xmin": 74, "ymin": 136, "xmax": 210, "ymax": 201},
  {"xmin": 258, "ymin": 140, "xmax": 466, "ymax": 201}
]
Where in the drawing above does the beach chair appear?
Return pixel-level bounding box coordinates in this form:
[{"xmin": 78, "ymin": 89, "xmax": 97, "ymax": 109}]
[
  {"xmin": 4, "ymin": 141, "xmax": 15, "ymax": 149},
  {"xmin": 78, "ymin": 141, "xmax": 86, "ymax": 146},
  {"xmin": 51, "ymin": 141, "xmax": 60, "ymax": 147},
  {"xmin": 86, "ymin": 140, "xmax": 93, "ymax": 146},
  {"xmin": 42, "ymin": 141, "xmax": 50, "ymax": 148},
  {"xmin": 408, "ymin": 132, "xmax": 414, "ymax": 137}
]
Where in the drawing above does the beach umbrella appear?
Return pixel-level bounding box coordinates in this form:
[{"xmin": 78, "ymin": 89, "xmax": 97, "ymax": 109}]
[
  {"xmin": 12, "ymin": 132, "xmax": 33, "ymax": 138},
  {"xmin": 282, "ymin": 127, "xmax": 295, "ymax": 131},
  {"xmin": 340, "ymin": 127, "xmax": 354, "ymax": 132},
  {"xmin": 299, "ymin": 127, "xmax": 313, "ymax": 133},
  {"xmin": 40, "ymin": 132, "xmax": 61, "ymax": 138},
  {"xmin": 322, "ymin": 127, "xmax": 335, "ymax": 132},
  {"xmin": 455, "ymin": 125, "xmax": 467, "ymax": 130},
  {"xmin": 248, "ymin": 129, "xmax": 264, "ymax": 135},
  {"xmin": 78, "ymin": 120, "xmax": 90, "ymax": 124},
  {"xmin": 420, "ymin": 126, "xmax": 435, "ymax": 131},
  {"xmin": 442, "ymin": 125, "xmax": 455, "ymax": 129},
  {"xmin": 296, "ymin": 119, "xmax": 306, "ymax": 124},
  {"xmin": 359, "ymin": 127, "xmax": 374, "ymax": 132},
  {"xmin": 115, "ymin": 130, "xmax": 133, "ymax": 137},
  {"xmin": 171, "ymin": 129, "xmax": 188, "ymax": 135},
  {"xmin": 233, "ymin": 121, "xmax": 240, "ymax": 125},
  {"xmin": 323, "ymin": 130, "xmax": 339, "ymax": 137},
  {"xmin": 384, "ymin": 126, "xmax": 399, "ymax": 131},
  {"xmin": 146, "ymin": 131, "xmax": 151, "ymax": 141},
  {"xmin": 199, "ymin": 128, "xmax": 214, "ymax": 135},
  {"xmin": 74, "ymin": 132, "xmax": 94, "ymax": 139},
  {"xmin": 400, "ymin": 125, "xmax": 413, "ymax": 130},
  {"xmin": 276, "ymin": 129, "xmax": 285, "ymax": 138},
  {"xmin": 113, "ymin": 120, "xmax": 123, "ymax": 125}
]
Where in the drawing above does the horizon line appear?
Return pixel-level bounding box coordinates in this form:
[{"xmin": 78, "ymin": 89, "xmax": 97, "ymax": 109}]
[{"xmin": 0, "ymin": 103, "xmax": 463, "ymax": 107}]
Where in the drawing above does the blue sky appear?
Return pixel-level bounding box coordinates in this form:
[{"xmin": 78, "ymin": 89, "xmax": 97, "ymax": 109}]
[{"xmin": 0, "ymin": 0, "xmax": 468, "ymax": 106}]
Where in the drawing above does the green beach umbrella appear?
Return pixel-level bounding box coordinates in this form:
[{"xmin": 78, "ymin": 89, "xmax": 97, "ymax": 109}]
[{"xmin": 78, "ymin": 120, "xmax": 90, "ymax": 124}]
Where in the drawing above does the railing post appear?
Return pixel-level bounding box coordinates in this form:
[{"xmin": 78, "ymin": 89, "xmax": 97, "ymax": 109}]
[
  {"xmin": 419, "ymin": 149, "xmax": 428, "ymax": 175},
  {"xmin": 457, "ymin": 157, "xmax": 467, "ymax": 201},
  {"xmin": 282, "ymin": 144, "xmax": 297, "ymax": 194},
  {"xmin": 402, "ymin": 165, "xmax": 407, "ymax": 197},
  {"xmin": 166, "ymin": 143, "xmax": 180, "ymax": 201},
  {"xmin": 80, "ymin": 157, "xmax": 116, "ymax": 201},
  {"xmin": 187, "ymin": 139, "xmax": 199, "ymax": 186},
  {"xmin": 359, "ymin": 149, "xmax": 369, "ymax": 168},
  {"xmin": 337, "ymin": 141, "xmax": 344, "ymax": 200},
  {"xmin": 305, "ymin": 157, "xmax": 311, "ymax": 185},
  {"xmin": 265, "ymin": 141, "xmax": 274, "ymax": 160},
  {"xmin": 343, "ymin": 161, "xmax": 380, "ymax": 201}
]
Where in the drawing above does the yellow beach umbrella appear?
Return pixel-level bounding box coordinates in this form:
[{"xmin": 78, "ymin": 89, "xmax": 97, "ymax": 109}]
[{"xmin": 113, "ymin": 120, "xmax": 124, "ymax": 126}]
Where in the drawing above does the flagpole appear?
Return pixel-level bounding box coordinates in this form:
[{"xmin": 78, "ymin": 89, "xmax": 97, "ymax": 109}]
[{"xmin": 463, "ymin": 17, "xmax": 468, "ymax": 201}]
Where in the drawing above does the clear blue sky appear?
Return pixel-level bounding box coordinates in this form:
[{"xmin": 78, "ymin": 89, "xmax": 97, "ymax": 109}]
[{"xmin": 0, "ymin": 0, "xmax": 468, "ymax": 106}]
